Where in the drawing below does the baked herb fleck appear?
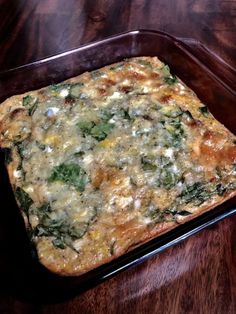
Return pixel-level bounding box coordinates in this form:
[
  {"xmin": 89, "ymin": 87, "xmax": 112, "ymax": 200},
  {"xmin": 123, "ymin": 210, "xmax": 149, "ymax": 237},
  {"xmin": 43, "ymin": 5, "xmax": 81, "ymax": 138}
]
[{"xmin": 49, "ymin": 163, "xmax": 88, "ymax": 192}]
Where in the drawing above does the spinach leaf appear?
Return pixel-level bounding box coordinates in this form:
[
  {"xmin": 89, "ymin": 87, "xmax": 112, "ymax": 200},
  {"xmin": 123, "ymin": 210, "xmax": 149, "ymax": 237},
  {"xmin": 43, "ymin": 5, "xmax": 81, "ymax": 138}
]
[
  {"xmin": 160, "ymin": 169, "xmax": 177, "ymax": 189},
  {"xmin": 38, "ymin": 203, "xmax": 52, "ymax": 213},
  {"xmin": 215, "ymin": 183, "xmax": 227, "ymax": 196},
  {"xmin": 14, "ymin": 142, "xmax": 25, "ymax": 171},
  {"xmin": 110, "ymin": 63, "xmax": 124, "ymax": 71},
  {"xmin": 162, "ymin": 65, "xmax": 171, "ymax": 76},
  {"xmin": 51, "ymin": 83, "xmax": 87, "ymax": 100},
  {"xmin": 77, "ymin": 121, "xmax": 95, "ymax": 135},
  {"xmin": 141, "ymin": 157, "xmax": 157, "ymax": 171},
  {"xmin": 164, "ymin": 75, "xmax": 177, "ymax": 85},
  {"xmin": 120, "ymin": 108, "xmax": 132, "ymax": 120},
  {"xmin": 145, "ymin": 207, "xmax": 175, "ymax": 223},
  {"xmin": 36, "ymin": 141, "xmax": 46, "ymax": 151},
  {"xmin": 15, "ymin": 187, "xmax": 33, "ymax": 214},
  {"xmin": 180, "ymin": 182, "xmax": 211, "ymax": 205},
  {"xmin": 216, "ymin": 182, "xmax": 236, "ymax": 195},
  {"xmin": 145, "ymin": 207, "xmax": 162, "ymax": 221},
  {"xmin": 181, "ymin": 181, "xmax": 236, "ymax": 206},
  {"xmin": 77, "ymin": 109, "xmax": 115, "ymax": 141},
  {"xmin": 157, "ymin": 158, "xmax": 181, "ymax": 189},
  {"xmin": 99, "ymin": 110, "xmax": 114, "ymax": 122},
  {"xmin": 52, "ymin": 238, "xmax": 66, "ymax": 249},
  {"xmin": 183, "ymin": 110, "xmax": 194, "ymax": 120},
  {"xmin": 74, "ymin": 151, "xmax": 85, "ymax": 157},
  {"xmin": 165, "ymin": 117, "xmax": 184, "ymax": 147},
  {"xmin": 137, "ymin": 59, "xmax": 152, "ymax": 68},
  {"xmin": 162, "ymin": 65, "xmax": 177, "ymax": 85},
  {"xmin": 165, "ymin": 209, "xmax": 192, "ymax": 217},
  {"xmin": 176, "ymin": 210, "xmax": 192, "ymax": 216},
  {"xmin": 49, "ymin": 163, "xmax": 88, "ymax": 192},
  {"xmin": 90, "ymin": 123, "xmax": 114, "ymax": 141},
  {"xmin": 91, "ymin": 70, "xmax": 103, "ymax": 80},
  {"xmin": 35, "ymin": 219, "xmax": 88, "ymax": 239},
  {"xmin": 109, "ymin": 240, "xmax": 116, "ymax": 255},
  {"xmin": 34, "ymin": 218, "xmax": 88, "ymax": 250},
  {"xmin": 199, "ymin": 106, "xmax": 209, "ymax": 117},
  {"xmin": 50, "ymin": 83, "xmax": 70, "ymax": 92},
  {"xmin": 15, "ymin": 142, "xmax": 25, "ymax": 159},
  {"xmin": 70, "ymin": 82, "xmax": 85, "ymax": 98},
  {"xmin": 22, "ymin": 95, "xmax": 33, "ymax": 107},
  {"xmin": 22, "ymin": 95, "xmax": 38, "ymax": 116},
  {"xmin": 161, "ymin": 106, "xmax": 183, "ymax": 118},
  {"xmin": 68, "ymin": 222, "xmax": 89, "ymax": 238},
  {"xmin": 28, "ymin": 103, "xmax": 38, "ymax": 116}
]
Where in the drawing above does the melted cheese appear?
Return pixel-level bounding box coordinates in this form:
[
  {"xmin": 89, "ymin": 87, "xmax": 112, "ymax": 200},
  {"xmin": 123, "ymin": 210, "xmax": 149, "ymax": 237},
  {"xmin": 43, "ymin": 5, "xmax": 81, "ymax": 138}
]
[{"xmin": 0, "ymin": 56, "xmax": 235, "ymax": 276}]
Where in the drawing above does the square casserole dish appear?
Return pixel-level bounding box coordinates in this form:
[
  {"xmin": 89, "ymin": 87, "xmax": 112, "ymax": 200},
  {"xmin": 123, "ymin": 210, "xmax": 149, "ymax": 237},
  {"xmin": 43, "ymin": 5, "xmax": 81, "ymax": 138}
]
[{"xmin": 0, "ymin": 30, "xmax": 235, "ymax": 303}]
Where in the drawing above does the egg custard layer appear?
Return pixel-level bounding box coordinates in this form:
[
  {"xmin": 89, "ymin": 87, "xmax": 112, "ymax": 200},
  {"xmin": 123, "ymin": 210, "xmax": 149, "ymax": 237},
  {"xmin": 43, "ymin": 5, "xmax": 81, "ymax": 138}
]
[{"xmin": 0, "ymin": 57, "xmax": 235, "ymax": 275}]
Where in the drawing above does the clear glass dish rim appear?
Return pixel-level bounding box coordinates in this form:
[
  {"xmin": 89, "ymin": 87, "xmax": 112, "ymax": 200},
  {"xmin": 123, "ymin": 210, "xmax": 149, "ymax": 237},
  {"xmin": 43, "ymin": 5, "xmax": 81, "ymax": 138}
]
[
  {"xmin": 0, "ymin": 29, "xmax": 235, "ymax": 74},
  {"xmin": 0, "ymin": 28, "xmax": 236, "ymax": 303}
]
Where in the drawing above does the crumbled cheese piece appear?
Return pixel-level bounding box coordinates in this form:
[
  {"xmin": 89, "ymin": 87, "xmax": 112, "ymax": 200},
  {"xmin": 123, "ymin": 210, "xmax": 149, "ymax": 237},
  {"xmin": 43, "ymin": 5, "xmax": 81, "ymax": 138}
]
[
  {"xmin": 46, "ymin": 107, "xmax": 60, "ymax": 117},
  {"xmin": 59, "ymin": 89, "xmax": 69, "ymax": 98},
  {"xmin": 109, "ymin": 92, "xmax": 121, "ymax": 99},
  {"xmin": 164, "ymin": 148, "xmax": 174, "ymax": 158},
  {"xmin": 13, "ymin": 170, "xmax": 22, "ymax": 178},
  {"xmin": 134, "ymin": 198, "xmax": 141, "ymax": 209}
]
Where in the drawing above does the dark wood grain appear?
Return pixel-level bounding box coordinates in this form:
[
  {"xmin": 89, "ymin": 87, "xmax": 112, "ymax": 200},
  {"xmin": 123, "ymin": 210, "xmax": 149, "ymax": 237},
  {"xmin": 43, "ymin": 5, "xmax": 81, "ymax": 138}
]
[
  {"xmin": 0, "ymin": 0, "xmax": 235, "ymax": 71},
  {"xmin": 0, "ymin": 1, "xmax": 235, "ymax": 313}
]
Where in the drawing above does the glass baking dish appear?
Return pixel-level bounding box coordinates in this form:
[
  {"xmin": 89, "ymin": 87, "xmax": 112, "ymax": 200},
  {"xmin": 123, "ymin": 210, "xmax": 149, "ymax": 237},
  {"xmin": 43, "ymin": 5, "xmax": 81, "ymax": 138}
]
[{"xmin": 0, "ymin": 29, "xmax": 235, "ymax": 303}]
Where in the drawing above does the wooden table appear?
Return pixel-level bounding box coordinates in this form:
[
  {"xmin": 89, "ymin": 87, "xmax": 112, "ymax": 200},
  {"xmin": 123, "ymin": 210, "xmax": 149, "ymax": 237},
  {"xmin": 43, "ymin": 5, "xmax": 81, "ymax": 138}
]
[{"xmin": 0, "ymin": 1, "xmax": 235, "ymax": 313}]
